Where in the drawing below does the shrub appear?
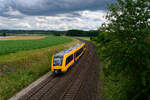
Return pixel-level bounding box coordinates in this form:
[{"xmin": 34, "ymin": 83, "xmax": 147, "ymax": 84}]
[{"xmin": 96, "ymin": 0, "xmax": 150, "ymax": 100}]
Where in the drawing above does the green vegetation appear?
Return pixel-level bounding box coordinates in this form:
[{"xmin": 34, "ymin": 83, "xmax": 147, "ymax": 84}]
[
  {"xmin": 66, "ymin": 29, "xmax": 98, "ymax": 37},
  {"xmin": 0, "ymin": 29, "xmax": 98, "ymax": 37},
  {"xmin": 75, "ymin": 37, "xmax": 91, "ymax": 41},
  {"xmin": 0, "ymin": 30, "xmax": 66, "ymax": 36},
  {"xmin": 93, "ymin": 0, "xmax": 150, "ymax": 100},
  {"xmin": 0, "ymin": 36, "xmax": 72, "ymax": 55},
  {"xmin": 0, "ymin": 38, "xmax": 79, "ymax": 100},
  {"xmin": 3, "ymin": 33, "xmax": 6, "ymax": 36}
]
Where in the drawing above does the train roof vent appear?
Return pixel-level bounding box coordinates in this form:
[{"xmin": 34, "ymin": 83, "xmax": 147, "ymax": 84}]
[{"xmin": 54, "ymin": 42, "xmax": 84, "ymax": 57}]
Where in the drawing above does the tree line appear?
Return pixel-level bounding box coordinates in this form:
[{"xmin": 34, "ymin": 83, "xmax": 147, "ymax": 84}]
[
  {"xmin": 0, "ymin": 30, "xmax": 66, "ymax": 36},
  {"xmin": 66, "ymin": 29, "xmax": 98, "ymax": 37},
  {"xmin": 0, "ymin": 30, "xmax": 98, "ymax": 37}
]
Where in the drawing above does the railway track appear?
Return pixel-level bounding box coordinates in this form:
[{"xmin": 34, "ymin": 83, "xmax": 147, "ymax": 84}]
[
  {"xmin": 59, "ymin": 44, "xmax": 94, "ymax": 100},
  {"xmin": 19, "ymin": 76, "xmax": 55, "ymax": 100},
  {"xmin": 19, "ymin": 40, "xmax": 101, "ymax": 100}
]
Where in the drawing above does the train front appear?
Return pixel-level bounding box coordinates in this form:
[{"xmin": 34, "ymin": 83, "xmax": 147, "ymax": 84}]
[{"xmin": 51, "ymin": 55, "xmax": 63, "ymax": 74}]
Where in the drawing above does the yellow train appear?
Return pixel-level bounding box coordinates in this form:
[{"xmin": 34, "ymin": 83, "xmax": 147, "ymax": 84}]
[{"xmin": 51, "ymin": 42, "xmax": 86, "ymax": 75}]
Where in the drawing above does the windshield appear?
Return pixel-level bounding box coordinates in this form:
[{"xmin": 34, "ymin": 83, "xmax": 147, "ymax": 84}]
[{"xmin": 53, "ymin": 56, "xmax": 63, "ymax": 66}]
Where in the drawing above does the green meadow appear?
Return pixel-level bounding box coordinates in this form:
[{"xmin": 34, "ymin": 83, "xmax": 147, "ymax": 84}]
[{"xmin": 0, "ymin": 36, "xmax": 72, "ymax": 55}]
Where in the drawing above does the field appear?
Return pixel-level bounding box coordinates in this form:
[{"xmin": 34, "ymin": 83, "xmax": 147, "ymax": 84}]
[
  {"xmin": 0, "ymin": 36, "xmax": 45, "ymax": 40},
  {"xmin": 0, "ymin": 36, "xmax": 72, "ymax": 55},
  {"xmin": 0, "ymin": 36, "xmax": 79, "ymax": 100},
  {"xmin": 75, "ymin": 37, "xmax": 91, "ymax": 41}
]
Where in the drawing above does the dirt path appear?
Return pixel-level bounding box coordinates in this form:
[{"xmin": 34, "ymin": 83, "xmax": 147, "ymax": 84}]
[{"xmin": 18, "ymin": 40, "xmax": 101, "ymax": 100}]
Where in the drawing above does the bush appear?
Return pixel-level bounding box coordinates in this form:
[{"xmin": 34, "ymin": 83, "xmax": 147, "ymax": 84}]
[
  {"xmin": 95, "ymin": 0, "xmax": 150, "ymax": 100},
  {"xmin": 53, "ymin": 32, "xmax": 61, "ymax": 36}
]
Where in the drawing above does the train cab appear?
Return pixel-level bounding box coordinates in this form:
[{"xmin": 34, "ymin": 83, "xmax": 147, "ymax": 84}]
[{"xmin": 52, "ymin": 55, "xmax": 63, "ymax": 74}]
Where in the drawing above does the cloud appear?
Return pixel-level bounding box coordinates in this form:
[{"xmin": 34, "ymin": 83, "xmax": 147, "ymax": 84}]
[
  {"xmin": 0, "ymin": 0, "xmax": 116, "ymax": 30},
  {"xmin": 0, "ymin": 10, "xmax": 106, "ymax": 30},
  {"xmin": 0, "ymin": 23, "xmax": 7, "ymax": 28},
  {"xmin": 0, "ymin": 0, "xmax": 115, "ymax": 17},
  {"xmin": 15, "ymin": 22, "xmax": 31, "ymax": 29}
]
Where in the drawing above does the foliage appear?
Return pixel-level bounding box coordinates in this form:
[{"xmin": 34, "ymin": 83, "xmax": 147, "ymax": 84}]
[
  {"xmin": 66, "ymin": 29, "xmax": 98, "ymax": 37},
  {"xmin": 0, "ymin": 29, "xmax": 98, "ymax": 37},
  {"xmin": 53, "ymin": 32, "xmax": 61, "ymax": 36},
  {"xmin": 0, "ymin": 36, "xmax": 72, "ymax": 55},
  {"xmin": 94, "ymin": 0, "xmax": 150, "ymax": 100},
  {"xmin": 0, "ymin": 33, "xmax": 6, "ymax": 36},
  {"xmin": 0, "ymin": 30, "xmax": 66, "ymax": 36},
  {"xmin": 3, "ymin": 33, "xmax": 7, "ymax": 36}
]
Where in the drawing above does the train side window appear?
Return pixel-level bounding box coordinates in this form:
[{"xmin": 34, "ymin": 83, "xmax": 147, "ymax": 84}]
[
  {"xmin": 75, "ymin": 50, "xmax": 80, "ymax": 57},
  {"xmin": 76, "ymin": 47, "xmax": 83, "ymax": 57},
  {"xmin": 81, "ymin": 48, "xmax": 83, "ymax": 52},
  {"xmin": 66, "ymin": 54, "xmax": 73, "ymax": 65}
]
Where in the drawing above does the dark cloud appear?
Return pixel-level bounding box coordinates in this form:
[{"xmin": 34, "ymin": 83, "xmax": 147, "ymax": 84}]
[
  {"xmin": 0, "ymin": 0, "xmax": 116, "ymax": 17},
  {"xmin": 0, "ymin": 0, "xmax": 115, "ymax": 30}
]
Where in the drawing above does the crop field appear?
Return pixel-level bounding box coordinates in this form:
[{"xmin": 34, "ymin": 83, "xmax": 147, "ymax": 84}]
[
  {"xmin": 0, "ymin": 36, "xmax": 72, "ymax": 55},
  {"xmin": 0, "ymin": 36, "xmax": 45, "ymax": 40}
]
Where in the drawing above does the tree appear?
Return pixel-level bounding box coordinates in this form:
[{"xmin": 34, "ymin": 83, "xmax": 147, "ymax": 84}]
[
  {"xmin": 53, "ymin": 32, "xmax": 61, "ymax": 36},
  {"xmin": 66, "ymin": 29, "xmax": 98, "ymax": 37},
  {"xmin": 97, "ymin": 0, "xmax": 150, "ymax": 99},
  {"xmin": 3, "ymin": 32, "xmax": 6, "ymax": 36}
]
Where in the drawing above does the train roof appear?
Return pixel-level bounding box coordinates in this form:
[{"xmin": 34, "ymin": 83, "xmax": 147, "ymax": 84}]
[{"xmin": 54, "ymin": 42, "xmax": 84, "ymax": 57}]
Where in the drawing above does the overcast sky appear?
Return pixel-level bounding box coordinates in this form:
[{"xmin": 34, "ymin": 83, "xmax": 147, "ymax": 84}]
[{"xmin": 0, "ymin": 0, "xmax": 116, "ymax": 30}]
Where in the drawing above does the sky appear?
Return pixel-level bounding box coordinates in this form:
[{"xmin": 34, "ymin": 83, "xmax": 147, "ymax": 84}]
[{"xmin": 0, "ymin": 0, "xmax": 116, "ymax": 30}]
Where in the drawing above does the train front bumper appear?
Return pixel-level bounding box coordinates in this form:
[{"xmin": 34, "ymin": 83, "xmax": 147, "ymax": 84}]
[{"xmin": 52, "ymin": 66, "xmax": 62, "ymax": 72}]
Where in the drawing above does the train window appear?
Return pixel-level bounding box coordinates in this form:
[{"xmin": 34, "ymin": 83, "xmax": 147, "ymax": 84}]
[
  {"xmin": 53, "ymin": 56, "xmax": 63, "ymax": 66},
  {"xmin": 76, "ymin": 50, "xmax": 79, "ymax": 57},
  {"xmin": 81, "ymin": 48, "xmax": 83, "ymax": 52},
  {"xmin": 76, "ymin": 47, "xmax": 83, "ymax": 57},
  {"xmin": 75, "ymin": 51, "xmax": 79, "ymax": 57},
  {"xmin": 66, "ymin": 54, "xmax": 73, "ymax": 65}
]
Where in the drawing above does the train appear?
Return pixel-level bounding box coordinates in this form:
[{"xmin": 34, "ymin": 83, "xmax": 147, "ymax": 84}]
[{"xmin": 51, "ymin": 42, "xmax": 86, "ymax": 75}]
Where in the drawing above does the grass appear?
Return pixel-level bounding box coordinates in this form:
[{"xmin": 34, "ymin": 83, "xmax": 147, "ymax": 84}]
[
  {"xmin": 74, "ymin": 37, "xmax": 91, "ymax": 41},
  {"xmin": 0, "ymin": 36, "xmax": 72, "ymax": 55},
  {"xmin": 0, "ymin": 37, "xmax": 80, "ymax": 100}
]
